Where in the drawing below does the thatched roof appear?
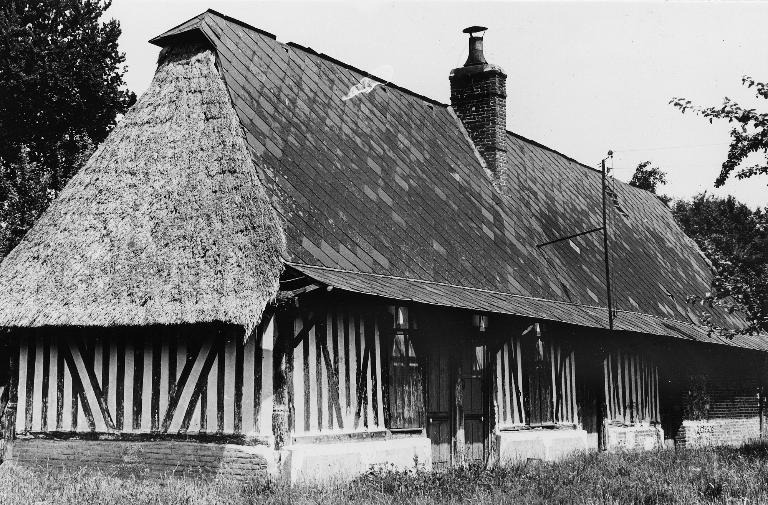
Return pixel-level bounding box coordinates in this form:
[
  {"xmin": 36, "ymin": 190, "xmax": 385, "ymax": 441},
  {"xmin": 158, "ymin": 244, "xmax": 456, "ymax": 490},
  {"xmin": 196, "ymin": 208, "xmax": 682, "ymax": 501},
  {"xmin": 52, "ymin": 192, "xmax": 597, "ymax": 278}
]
[{"xmin": 0, "ymin": 44, "xmax": 285, "ymax": 331}]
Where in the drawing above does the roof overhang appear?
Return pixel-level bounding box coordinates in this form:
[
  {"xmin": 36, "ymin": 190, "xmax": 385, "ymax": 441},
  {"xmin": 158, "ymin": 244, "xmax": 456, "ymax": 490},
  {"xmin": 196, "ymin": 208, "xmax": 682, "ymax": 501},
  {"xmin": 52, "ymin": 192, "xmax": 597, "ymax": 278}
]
[{"xmin": 287, "ymin": 262, "xmax": 768, "ymax": 353}]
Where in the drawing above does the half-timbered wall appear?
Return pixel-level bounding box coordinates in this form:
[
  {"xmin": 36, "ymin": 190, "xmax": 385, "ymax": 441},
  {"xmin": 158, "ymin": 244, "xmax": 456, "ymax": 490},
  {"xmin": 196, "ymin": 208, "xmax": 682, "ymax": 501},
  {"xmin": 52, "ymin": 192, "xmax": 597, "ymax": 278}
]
[
  {"xmin": 289, "ymin": 307, "xmax": 385, "ymax": 435},
  {"xmin": 551, "ymin": 342, "xmax": 578, "ymax": 425},
  {"xmin": 495, "ymin": 336, "xmax": 577, "ymax": 428},
  {"xmin": 15, "ymin": 321, "xmax": 273, "ymax": 438},
  {"xmin": 604, "ymin": 350, "xmax": 659, "ymax": 424},
  {"xmin": 495, "ymin": 336, "xmax": 525, "ymax": 427}
]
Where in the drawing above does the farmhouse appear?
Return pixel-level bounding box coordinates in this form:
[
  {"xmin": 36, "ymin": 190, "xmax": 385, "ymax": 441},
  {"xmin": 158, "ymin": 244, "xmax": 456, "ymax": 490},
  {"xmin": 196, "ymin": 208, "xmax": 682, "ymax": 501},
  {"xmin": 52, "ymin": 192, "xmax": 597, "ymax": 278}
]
[{"xmin": 0, "ymin": 9, "xmax": 765, "ymax": 481}]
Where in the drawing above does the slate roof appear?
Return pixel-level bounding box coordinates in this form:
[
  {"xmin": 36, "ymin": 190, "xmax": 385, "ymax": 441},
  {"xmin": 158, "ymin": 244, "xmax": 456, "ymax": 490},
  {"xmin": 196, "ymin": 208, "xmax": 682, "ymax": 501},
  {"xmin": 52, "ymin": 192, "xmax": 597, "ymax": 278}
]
[{"xmin": 144, "ymin": 9, "xmax": 761, "ymax": 350}]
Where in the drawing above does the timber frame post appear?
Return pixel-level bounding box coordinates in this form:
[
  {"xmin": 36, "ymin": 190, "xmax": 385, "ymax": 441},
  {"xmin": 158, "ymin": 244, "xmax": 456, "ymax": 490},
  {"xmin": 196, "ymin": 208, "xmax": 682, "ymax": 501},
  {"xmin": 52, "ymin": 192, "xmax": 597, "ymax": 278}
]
[
  {"xmin": 597, "ymin": 342, "xmax": 608, "ymax": 451},
  {"xmin": 761, "ymin": 354, "xmax": 768, "ymax": 438},
  {"xmin": 484, "ymin": 325, "xmax": 510, "ymax": 468},
  {"xmin": 377, "ymin": 306, "xmax": 393, "ymax": 430},
  {"xmin": 272, "ymin": 301, "xmax": 296, "ymax": 449},
  {"xmin": 3, "ymin": 334, "xmax": 18, "ymax": 453}
]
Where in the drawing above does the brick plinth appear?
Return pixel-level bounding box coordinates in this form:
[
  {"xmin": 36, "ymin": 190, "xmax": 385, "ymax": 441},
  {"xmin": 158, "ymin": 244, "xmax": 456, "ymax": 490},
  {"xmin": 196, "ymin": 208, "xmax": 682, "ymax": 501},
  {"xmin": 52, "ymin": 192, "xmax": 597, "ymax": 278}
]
[
  {"xmin": 8, "ymin": 439, "xmax": 276, "ymax": 480},
  {"xmin": 676, "ymin": 418, "xmax": 761, "ymax": 448}
]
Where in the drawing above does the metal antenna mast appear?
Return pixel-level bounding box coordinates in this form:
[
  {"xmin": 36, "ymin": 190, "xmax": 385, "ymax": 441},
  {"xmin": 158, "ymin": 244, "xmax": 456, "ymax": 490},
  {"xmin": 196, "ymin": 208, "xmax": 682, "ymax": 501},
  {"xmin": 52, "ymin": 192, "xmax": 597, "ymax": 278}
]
[
  {"xmin": 601, "ymin": 152, "xmax": 614, "ymax": 331},
  {"xmin": 536, "ymin": 150, "xmax": 615, "ymax": 331}
]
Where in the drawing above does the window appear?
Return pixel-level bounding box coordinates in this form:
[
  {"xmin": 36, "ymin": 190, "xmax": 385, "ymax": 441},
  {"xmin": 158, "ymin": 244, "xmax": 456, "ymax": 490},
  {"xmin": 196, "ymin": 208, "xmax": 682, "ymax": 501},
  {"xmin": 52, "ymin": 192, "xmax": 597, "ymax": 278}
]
[
  {"xmin": 472, "ymin": 313, "xmax": 489, "ymax": 332},
  {"xmin": 388, "ymin": 306, "xmax": 424, "ymax": 429}
]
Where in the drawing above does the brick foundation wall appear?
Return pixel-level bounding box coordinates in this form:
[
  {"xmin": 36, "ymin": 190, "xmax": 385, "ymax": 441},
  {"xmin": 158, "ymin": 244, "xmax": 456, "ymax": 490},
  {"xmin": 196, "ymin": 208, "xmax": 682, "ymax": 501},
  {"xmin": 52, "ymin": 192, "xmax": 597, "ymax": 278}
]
[
  {"xmin": 676, "ymin": 360, "xmax": 763, "ymax": 448},
  {"xmin": 676, "ymin": 418, "xmax": 761, "ymax": 448},
  {"xmin": 685, "ymin": 373, "xmax": 761, "ymax": 421},
  {"xmin": 8, "ymin": 439, "xmax": 275, "ymax": 480}
]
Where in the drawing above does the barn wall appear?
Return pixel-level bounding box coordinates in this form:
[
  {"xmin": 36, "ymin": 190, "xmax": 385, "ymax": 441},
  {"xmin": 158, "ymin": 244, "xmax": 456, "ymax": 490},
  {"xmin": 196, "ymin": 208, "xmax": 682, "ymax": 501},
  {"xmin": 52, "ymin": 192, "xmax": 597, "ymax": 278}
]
[
  {"xmin": 494, "ymin": 331, "xmax": 588, "ymax": 464},
  {"xmin": 14, "ymin": 320, "xmax": 274, "ymax": 439},
  {"xmin": 277, "ymin": 301, "xmax": 430, "ymax": 482},
  {"xmin": 674, "ymin": 351, "xmax": 763, "ymax": 448},
  {"xmin": 494, "ymin": 336, "xmax": 577, "ymax": 428},
  {"xmin": 604, "ymin": 349, "xmax": 660, "ymax": 425},
  {"xmin": 287, "ymin": 306, "xmax": 386, "ymax": 436},
  {"xmin": 603, "ymin": 348, "xmax": 663, "ymax": 450},
  {"xmin": 495, "ymin": 336, "xmax": 525, "ymax": 427}
]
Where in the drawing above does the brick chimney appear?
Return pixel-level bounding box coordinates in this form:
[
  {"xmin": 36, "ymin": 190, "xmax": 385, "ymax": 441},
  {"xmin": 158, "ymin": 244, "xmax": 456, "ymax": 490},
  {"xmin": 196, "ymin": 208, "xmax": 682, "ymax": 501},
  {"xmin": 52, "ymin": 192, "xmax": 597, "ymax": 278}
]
[{"xmin": 450, "ymin": 27, "xmax": 508, "ymax": 190}]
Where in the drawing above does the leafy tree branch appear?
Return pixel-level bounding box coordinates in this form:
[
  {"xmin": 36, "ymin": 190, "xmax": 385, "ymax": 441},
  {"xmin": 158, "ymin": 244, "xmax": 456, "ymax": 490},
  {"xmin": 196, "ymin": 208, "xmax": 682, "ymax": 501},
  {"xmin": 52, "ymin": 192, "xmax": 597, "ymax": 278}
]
[{"xmin": 671, "ymin": 76, "xmax": 768, "ymax": 187}]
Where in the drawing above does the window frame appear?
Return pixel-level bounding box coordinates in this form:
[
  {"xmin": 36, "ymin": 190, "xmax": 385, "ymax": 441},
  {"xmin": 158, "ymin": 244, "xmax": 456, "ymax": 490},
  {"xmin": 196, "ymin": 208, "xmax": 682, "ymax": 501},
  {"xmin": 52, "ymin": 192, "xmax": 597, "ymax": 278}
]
[{"xmin": 386, "ymin": 305, "xmax": 425, "ymax": 431}]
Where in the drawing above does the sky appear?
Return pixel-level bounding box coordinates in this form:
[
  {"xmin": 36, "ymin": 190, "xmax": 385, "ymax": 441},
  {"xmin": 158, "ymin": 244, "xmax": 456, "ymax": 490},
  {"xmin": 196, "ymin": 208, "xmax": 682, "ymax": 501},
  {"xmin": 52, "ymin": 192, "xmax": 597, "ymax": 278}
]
[{"xmin": 109, "ymin": 0, "xmax": 768, "ymax": 209}]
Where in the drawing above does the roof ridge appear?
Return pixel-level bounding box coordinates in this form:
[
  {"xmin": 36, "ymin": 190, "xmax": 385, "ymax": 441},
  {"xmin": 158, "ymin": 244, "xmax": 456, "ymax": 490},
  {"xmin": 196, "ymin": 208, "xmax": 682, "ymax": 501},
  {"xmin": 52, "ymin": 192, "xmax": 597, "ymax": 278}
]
[
  {"xmin": 154, "ymin": 10, "xmax": 625, "ymax": 170},
  {"xmin": 205, "ymin": 9, "xmax": 277, "ymax": 40},
  {"xmin": 287, "ymin": 43, "xmax": 448, "ymax": 108},
  {"xmin": 507, "ymin": 130, "xmax": 602, "ymax": 175},
  {"xmin": 149, "ymin": 9, "xmax": 277, "ymax": 46},
  {"xmin": 187, "ymin": 10, "xmax": 448, "ymax": 108}
]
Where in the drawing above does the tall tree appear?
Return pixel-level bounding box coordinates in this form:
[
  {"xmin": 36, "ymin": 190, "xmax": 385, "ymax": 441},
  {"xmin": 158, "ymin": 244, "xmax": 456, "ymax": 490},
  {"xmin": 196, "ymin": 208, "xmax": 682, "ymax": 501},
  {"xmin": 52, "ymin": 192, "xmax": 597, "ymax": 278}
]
[
  {"xmin": 671, "ymin": 77, "xmax": 767, "ymax": 335},
  {"xmin": 671, "ymin": 76, "xmax": 768, "ymax": 187},
  {"xmin": 672, "ymin": 194, "xmax": 768, "ymax": 336},
  {"xmin": 0, "ymin": 0, "xmax": 135, "ymax": 256},
  {"xmin": 629, "ymin": 161, "xmax": 671, "ymax": 204}
]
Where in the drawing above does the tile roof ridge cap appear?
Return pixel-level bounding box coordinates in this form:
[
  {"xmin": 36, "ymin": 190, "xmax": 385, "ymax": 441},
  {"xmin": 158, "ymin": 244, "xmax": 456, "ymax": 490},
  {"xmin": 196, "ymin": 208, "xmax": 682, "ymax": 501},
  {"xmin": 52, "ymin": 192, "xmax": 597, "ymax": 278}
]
[
  {"xmin": 155, "ymin": 11, "xmax": 446, "ymax": 107},
  {"xmin": 506, "ymin": 129, "xmax": 678, "ymax": 202},
  {"xmin": 150, "ymin": 9, "xmax": 277, "ymax": 45},
  {"xmin": 283, "ymin": 43, "xmax": 447, "ymax": 108},
  {"xmin": 507, "ymin": 129, "xmax": 601, "ymax": 175},
  {"xmin": 204, "ymin": 9, "xmax": 277, "ymax": 39},
  {"xmin": 148, "ymin": 12, "xmax": 205, "ymax": 45}
]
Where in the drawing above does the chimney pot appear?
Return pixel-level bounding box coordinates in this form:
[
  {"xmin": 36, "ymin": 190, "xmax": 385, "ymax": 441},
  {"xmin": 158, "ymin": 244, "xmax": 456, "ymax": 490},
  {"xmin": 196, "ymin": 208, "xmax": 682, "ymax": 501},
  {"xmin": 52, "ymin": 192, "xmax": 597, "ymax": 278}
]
[{"xmin": 462, "ymin": 26, "xmax": 488, "ymax": 66}]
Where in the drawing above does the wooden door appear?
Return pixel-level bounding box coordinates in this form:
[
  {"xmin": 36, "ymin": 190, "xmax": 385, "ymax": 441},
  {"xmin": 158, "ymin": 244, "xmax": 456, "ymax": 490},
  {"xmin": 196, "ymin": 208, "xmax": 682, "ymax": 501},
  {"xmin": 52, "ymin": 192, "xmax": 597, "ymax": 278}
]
[
  {"xmin": 461, "ymin": 342, "xmax": 487, "ymax": 463},
  {"xmin": 524, "ymin": 337, "xmax": 554, "ymax": 426},
  {"xmin": 426, "ymin": 344, "xmax": 452, "ymax": 469}
]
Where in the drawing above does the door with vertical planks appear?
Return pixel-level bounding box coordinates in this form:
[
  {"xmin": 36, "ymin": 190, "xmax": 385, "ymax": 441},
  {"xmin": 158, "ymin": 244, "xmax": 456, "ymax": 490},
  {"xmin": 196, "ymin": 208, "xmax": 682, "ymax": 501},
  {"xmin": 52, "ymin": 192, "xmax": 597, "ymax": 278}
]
[
  {"xmin": 523, "ymin": 337, "xmax": 554, "ymax": 426},
  {"xmin": 426, "ymin": 344, "xmax": 452, "ymax": 469},
  {"xmin": 462, "ymin": 342, "xmax": 487, "ymax": 463}
]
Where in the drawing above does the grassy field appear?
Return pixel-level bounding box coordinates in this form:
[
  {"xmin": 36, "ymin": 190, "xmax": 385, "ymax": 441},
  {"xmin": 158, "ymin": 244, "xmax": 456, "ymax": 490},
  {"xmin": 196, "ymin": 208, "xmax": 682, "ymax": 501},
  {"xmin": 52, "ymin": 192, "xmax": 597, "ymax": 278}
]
[{"xmin": 3, "ymin": 444, "xmax": 768, "ymax": 504}]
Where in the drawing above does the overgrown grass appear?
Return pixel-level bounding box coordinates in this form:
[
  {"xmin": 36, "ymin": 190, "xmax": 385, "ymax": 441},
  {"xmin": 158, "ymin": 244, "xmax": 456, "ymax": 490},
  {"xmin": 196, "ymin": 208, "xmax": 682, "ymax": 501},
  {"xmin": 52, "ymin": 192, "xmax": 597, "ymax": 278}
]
[{"xmin": 4, "ymin": 443, "xmax": 768, "ymax": 504}]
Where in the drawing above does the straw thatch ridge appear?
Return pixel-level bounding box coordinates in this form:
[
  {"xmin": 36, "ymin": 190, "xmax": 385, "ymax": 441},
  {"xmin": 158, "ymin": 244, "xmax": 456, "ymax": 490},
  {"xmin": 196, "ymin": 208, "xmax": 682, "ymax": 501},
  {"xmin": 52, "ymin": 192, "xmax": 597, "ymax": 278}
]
[{"xmin": 0, "ymin": 44, "xmax": 285, "ymax": 332}]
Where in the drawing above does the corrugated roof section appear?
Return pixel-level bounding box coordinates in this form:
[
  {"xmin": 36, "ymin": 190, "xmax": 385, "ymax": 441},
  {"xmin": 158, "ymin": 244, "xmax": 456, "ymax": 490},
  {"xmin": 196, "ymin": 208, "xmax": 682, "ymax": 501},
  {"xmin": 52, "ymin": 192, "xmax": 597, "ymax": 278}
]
[{"xmin": 291, "ymin": 263, "xmax": 768, "ymax": 352}]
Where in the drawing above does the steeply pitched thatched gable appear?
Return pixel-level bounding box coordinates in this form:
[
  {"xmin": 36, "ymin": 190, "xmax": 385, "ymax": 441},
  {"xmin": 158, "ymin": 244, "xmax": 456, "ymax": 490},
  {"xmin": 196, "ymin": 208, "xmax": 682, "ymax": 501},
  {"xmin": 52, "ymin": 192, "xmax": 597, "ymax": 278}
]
[{"xmin": 0, "ymin": 44, "xmax": 285, "ymax": 331}]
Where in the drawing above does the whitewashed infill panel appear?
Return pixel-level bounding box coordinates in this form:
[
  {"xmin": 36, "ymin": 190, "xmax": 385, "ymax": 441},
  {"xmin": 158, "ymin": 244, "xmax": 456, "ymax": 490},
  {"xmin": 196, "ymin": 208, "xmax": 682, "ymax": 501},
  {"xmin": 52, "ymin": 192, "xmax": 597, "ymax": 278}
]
[
  {"xmin": 603, "ymin": 350, "xmax": 659, "ymax": 424},
  {"xmin": 290, "ymin": 308, "xmax": 385, "ymax": 435},
  {"xmin": 14, "ymin": 323, "xmax": 273, "ymax": 437}
]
